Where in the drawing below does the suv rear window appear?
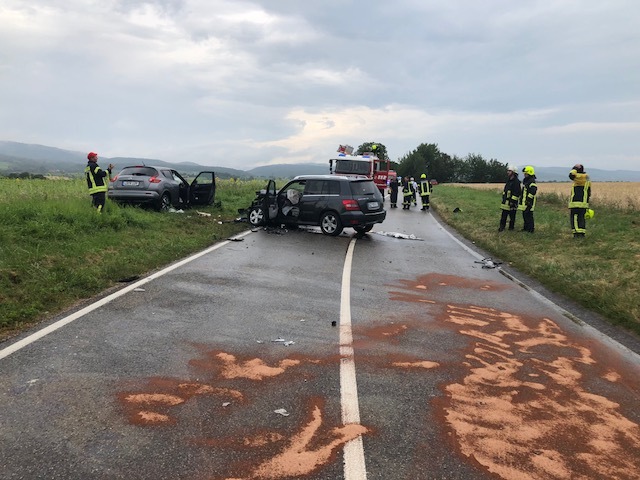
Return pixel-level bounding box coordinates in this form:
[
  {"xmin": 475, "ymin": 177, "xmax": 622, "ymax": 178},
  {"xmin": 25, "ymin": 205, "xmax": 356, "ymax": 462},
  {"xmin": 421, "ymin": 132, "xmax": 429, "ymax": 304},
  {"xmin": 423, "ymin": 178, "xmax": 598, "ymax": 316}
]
[
  {"xmin": 118, "ymin": 166, "xmax": 159, "ymax": 177},
  {"xmin": 349, "ymin": 180, "xmax": 379, "ymax": 196}
]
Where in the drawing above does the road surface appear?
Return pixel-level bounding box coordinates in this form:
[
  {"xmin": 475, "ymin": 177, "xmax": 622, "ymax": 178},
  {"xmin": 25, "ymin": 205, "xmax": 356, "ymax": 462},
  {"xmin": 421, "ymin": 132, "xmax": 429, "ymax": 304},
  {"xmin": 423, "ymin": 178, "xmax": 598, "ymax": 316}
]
[{"xmin": 1, "ymin": 201, "xmax": 639, "ymax": 479}]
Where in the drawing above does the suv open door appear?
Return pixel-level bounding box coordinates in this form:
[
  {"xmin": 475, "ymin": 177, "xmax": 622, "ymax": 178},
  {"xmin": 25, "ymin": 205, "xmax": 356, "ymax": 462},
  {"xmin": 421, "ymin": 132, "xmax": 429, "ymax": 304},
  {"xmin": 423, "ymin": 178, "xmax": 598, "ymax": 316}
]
[
  {"xmin": 189, "ymin": 171, "xmax": 216, "ymax": 206},
  {"xmin": 248, "ymin": 179, "xmax": 278, "ymax": 226}
]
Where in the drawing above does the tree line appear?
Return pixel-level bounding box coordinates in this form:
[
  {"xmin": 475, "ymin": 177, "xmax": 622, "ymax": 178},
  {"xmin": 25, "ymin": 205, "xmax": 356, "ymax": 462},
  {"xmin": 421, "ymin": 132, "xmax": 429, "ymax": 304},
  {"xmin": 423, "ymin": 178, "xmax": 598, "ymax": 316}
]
[{"xmin": 357, "ymin": 141, "xmax": 508, "ymax": 183}]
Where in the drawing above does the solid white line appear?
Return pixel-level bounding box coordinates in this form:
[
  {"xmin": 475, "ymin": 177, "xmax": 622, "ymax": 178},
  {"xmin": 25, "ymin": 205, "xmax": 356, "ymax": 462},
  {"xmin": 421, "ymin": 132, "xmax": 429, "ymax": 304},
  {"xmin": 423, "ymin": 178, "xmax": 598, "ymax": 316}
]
[
  {"xmin": 0, "ymin": 231, "xmax": 253, "ymax": 361},
  {"xmin": 340, "ymin": 238, "xmax": 367, "ymax": 479}
]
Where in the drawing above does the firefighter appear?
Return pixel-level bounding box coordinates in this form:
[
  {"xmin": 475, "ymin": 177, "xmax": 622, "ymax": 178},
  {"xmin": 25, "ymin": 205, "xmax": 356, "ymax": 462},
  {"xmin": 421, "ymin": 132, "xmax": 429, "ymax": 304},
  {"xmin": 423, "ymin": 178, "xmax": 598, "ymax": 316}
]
[
  {"xmin": 85, "ymin": 152, "xmax": 114, "ymax": 213},
  {"xmin": 402, "ymin": 176, "xmax": 413, "ymax": 210},
  {"xmin": 568, "ymin": 164, "xmax": 591, "ymax": 238},
  {"xmin": 499, "ymin": 165, "xmax": 521, "ymax": 231},
  {"xmin": 410, "ymin": 177, "xmax": 418, "ymax": 206},
  {"xmin": 419, "ymin": 173, "xmax": 431, "ymax": 211},
  {"xmin": 518, "ymin": 165, "xmax": 537, "ymax": 232},
  {"xmin": 389, "ymin": 176, "xmax": 399, "ymax": 208}
]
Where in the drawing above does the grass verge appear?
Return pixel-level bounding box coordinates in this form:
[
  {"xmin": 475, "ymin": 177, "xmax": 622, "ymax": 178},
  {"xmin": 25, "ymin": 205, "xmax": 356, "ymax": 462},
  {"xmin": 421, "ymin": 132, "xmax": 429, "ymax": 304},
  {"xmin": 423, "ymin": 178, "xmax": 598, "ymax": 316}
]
[
  {"xmin": 431, "ymin": 185, "xmax": 640, "ymax": 336},
  {"xmin": 0, "ymin": 177, "xmax": 266, "ymax": 340}
]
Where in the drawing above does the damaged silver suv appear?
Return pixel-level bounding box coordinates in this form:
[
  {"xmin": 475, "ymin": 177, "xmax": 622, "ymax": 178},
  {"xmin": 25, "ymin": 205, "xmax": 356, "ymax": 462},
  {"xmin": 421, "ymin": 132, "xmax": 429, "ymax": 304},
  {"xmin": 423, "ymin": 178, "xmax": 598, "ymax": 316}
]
[{"xmin": 247, "ymin": 175, "xmax": 386, "ymax": 236}]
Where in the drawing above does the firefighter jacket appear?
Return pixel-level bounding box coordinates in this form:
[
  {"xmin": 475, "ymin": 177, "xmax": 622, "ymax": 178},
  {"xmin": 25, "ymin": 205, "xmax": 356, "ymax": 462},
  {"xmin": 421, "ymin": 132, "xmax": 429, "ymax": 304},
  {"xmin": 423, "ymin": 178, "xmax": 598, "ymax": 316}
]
[
  {"xmin": 85, "ymin": 161, "xmax": 111, "ymax": 195},
  {"xmin": 419, "ymin": 179, "xmax": 431, "ymax": 196},
  {"xmin": 403, "ymin": 181, "xmax": 414, "ymax": 198},
  {"xmin": 568, "ymin": 170, "xmax": 591, "ymax": 208},
  {"xmin": 518, "ymin": 175, "xmax": 537, "ymax": 211},
  {"xmin": 501, "ymin": 175, "xmax": 521, "ymax": 211}
]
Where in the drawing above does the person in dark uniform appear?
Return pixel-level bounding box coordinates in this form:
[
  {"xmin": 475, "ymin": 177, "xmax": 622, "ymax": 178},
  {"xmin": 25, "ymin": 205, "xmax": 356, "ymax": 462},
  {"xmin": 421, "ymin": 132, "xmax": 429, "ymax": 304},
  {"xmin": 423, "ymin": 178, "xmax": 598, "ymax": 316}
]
[
  {"xmin": 419, "ymin": 173, "xmax": 431, "ymax": 211},
  {"xmin": 568, "ymin": 164, "xmax": 591, "ymax": 238},
  {"xmin": 402, "ymin": 176, "xmax": 413, "ymax": 210},
  {"xmin": 389, "ymin": 176, "xmax": 399, "ymax": 208},
  {"xmin": 85, "ymin": 152, "xmax": 114, "ymax": 213},
  {"xmin": 518, "ymin": 165, "xmax": 538, "ymax": 232},
  {"xmin": 499, "ymin": 165, "xmax": 521, "ymax": 231}
]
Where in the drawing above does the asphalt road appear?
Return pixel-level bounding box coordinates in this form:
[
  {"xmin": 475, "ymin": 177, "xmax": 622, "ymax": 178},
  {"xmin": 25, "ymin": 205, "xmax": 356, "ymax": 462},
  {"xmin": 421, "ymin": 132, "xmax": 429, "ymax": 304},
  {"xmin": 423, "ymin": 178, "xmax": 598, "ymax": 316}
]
[{"xmin": 1, "ymin": 199, "xmax": 640, "ymax": 480}]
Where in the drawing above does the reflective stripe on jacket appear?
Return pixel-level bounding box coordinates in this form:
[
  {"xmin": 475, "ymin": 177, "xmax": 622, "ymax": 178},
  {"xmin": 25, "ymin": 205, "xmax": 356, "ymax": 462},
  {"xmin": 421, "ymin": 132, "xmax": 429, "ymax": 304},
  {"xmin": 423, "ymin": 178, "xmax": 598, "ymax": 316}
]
[
  {"xmin": 568, "ymin": 170, "xmax": 591, "ymax": 208},
  {"xmin": 518, "ymin": 176, "xmax": 537, "ymax": 211},
  {"xmin": 501, "ymin": 175, "xmax": 521, "ymax": 211},
  {"xmin": 419, "ymin": 180, "xmax": 431, "ymax": 196},
  {"xmin": 85, "ymin": 162, "xmax": 110, "ymax": 194}
]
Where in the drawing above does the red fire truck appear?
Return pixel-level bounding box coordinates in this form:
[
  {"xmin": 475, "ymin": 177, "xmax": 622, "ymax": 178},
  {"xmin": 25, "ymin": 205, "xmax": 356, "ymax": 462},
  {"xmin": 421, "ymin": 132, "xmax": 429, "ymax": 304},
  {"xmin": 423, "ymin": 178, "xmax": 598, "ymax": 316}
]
[{"xmin": 329, "ymin": 145, "xmax": 392, "ymax": 197}]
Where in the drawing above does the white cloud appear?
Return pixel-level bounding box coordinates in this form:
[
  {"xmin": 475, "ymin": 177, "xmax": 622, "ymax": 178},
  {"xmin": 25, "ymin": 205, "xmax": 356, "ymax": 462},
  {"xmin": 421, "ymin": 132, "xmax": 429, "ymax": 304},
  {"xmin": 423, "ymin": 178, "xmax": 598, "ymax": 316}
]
[{"xmin": 1, "ymin": 0, "xmax": 639, "ymax": 171}]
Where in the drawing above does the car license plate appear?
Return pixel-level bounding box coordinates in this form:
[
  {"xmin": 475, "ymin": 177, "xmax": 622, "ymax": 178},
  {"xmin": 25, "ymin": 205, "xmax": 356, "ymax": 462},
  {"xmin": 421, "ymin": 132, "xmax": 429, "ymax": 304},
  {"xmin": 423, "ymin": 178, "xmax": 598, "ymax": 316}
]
[
  {"xmin": 368, "ymin": 202, "xmax": 379, "ymax": 210},
  {"xmin": 122, "ymin": 181, "xmax": 139, "ymax": 186}
]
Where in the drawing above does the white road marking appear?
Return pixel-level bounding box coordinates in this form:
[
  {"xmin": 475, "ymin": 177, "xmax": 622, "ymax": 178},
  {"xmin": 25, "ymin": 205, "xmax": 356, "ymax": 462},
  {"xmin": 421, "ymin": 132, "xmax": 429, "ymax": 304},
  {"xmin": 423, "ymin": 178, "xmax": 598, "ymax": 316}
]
[
  {"xmin": 0, "ymin": 232, "xmax": 252, "ymax": 361},
  {"xmin": 341, "ymin": 238, "xmax": 368, "ymax": 479}
]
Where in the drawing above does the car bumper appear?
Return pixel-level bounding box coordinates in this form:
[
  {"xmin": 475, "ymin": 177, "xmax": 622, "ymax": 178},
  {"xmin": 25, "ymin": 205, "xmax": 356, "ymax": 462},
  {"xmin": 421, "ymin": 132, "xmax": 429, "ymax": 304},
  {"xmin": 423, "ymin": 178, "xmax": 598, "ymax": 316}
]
[
  {"xmin": 341, "ymin": 210, "xmax": 386, "ymax": 226},
  {"xmin": 108, "ymin": 190, "xmax": 160, "ymax": 204}
]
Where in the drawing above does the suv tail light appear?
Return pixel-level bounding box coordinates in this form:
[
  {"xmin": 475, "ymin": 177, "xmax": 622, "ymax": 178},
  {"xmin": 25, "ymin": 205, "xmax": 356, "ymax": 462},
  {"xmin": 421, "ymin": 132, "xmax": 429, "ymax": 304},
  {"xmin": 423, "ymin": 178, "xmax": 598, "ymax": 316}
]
[
  {"xmin": 149, "ymin": 176, "xmax": 162, "ymax": 183},
  {"xmin": 342, "ymin": 199, "xmax": 361, "ymax": 211}
]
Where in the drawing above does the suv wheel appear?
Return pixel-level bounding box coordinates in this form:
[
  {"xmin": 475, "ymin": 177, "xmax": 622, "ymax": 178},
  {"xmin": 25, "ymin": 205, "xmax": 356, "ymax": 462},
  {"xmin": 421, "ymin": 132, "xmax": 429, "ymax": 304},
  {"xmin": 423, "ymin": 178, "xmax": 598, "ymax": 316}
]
[
  {"xmin": 320, "ymin": 211, "xmax": 343, "ymax": 236},
  {"xmin": 157, "ymin": 192, "xmax": 171, "ymax": 211},
  {"xmin": 248, "ymin": 206, "xmax": 265, "ymax": 226}
]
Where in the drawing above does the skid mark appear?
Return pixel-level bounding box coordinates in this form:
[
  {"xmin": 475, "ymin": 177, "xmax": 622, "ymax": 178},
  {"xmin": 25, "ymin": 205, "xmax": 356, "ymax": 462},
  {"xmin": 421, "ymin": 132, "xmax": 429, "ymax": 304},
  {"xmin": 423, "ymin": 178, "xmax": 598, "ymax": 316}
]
[
  {"xmin": 224, "ymin": 398, "xmax": 369, "ymax": 480},
  {"xmin": 440, "ymin": 304, "xmax": 640, "ymax": 480},
  {"xmin": 119, "ymin": 378, "xmax": 244, "ymax": 426},
  {"xmin": 389, "ymin": 273, "xmax": 509, "ymax": 304},
  {"xmin": 117, "ymin": 350, "xmax": 370, "ymax": 479}
]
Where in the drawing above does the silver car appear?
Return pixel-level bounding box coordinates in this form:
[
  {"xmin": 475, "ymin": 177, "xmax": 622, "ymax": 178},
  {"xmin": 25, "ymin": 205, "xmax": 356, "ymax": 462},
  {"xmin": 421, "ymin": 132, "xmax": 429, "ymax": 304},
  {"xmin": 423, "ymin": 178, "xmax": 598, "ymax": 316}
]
[{"xmin": 108, "ymin": 165, "xmax": 216, "ymax": 211}]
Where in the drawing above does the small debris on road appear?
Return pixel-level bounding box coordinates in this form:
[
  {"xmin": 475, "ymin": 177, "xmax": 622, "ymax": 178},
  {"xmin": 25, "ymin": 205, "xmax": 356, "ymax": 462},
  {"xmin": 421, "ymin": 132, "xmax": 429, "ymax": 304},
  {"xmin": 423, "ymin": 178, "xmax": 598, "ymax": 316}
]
[
  {"xmin": 374, "ymin": 231, "xmax": 424, "ymax": 241},
  {"xmin": 274, "ymin": 408, "xmax": 290, "ymax": 417}
]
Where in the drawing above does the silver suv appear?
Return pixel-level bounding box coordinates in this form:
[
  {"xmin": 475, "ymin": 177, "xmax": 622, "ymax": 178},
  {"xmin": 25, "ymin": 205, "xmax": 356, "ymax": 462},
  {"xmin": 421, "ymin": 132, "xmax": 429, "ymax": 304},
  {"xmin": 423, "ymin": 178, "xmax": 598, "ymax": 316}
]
[
  {"xmin": 247, "ymin": 175, "xmax": 386, "ymax": 235},
  {"xmin": 108, "ymin": 166, "xmax": 216, "ymax": 211}
]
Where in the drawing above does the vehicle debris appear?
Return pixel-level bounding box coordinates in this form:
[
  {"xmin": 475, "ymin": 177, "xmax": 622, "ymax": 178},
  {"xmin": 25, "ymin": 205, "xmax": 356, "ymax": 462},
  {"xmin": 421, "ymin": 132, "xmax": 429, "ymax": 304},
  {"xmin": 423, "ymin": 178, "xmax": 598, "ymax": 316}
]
[
  {"xmin": 133, "ymin": 288, "xmax": 146, "ymax": 292},
  {"xmin": 274, "ymin": 408, "xmax": 290, "ymax": 417},
  {"xmin": 374, "ymin": 231, "xmax": 424, "ymax": 241},
  {"xmin": 196, "ymin": 211, "xmax": 211, "ymax": 217},
  {"xmin": 475, "ymin": 258, "xmax": 502, "ymax": 269}
]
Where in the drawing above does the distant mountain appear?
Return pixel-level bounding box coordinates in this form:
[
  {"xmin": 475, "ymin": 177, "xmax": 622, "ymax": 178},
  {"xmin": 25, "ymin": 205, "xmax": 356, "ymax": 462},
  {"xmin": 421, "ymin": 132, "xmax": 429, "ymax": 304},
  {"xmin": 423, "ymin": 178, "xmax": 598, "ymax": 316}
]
[{"xmin": 1, "ymin": 140, "xmax": 639, "ymax": 181}]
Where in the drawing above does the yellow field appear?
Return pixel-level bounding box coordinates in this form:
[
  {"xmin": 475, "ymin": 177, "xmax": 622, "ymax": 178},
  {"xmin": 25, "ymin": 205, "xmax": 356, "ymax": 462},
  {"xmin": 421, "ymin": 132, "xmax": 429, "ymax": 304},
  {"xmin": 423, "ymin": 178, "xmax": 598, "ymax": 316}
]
[{"xmin": 450, "ymin": 182, "xmax": 640, "ymax": 209}]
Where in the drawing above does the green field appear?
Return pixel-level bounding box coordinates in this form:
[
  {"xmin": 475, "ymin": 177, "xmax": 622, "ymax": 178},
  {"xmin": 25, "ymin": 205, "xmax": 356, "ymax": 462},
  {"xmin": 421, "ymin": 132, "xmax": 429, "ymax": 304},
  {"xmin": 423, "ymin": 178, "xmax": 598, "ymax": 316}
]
[{"xmin": 0, "ymin": 178, "xmax": 638, "ymax": 340}]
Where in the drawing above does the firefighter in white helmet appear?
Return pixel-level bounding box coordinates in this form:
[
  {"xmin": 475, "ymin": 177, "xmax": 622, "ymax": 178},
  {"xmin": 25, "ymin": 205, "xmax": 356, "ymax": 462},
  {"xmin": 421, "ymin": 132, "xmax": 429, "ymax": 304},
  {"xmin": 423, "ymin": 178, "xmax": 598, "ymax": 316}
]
[{"xmin": 499, "ymin": 164, "xmax": 521, "ymax": 231}]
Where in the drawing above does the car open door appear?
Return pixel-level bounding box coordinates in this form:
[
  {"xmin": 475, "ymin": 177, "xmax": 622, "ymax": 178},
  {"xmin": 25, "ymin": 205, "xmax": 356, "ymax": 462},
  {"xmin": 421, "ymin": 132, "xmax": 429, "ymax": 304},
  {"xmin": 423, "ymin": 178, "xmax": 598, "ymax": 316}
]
[{"xmin": 189, "ymin": 171, "xmax": 216, "ymax": 206}]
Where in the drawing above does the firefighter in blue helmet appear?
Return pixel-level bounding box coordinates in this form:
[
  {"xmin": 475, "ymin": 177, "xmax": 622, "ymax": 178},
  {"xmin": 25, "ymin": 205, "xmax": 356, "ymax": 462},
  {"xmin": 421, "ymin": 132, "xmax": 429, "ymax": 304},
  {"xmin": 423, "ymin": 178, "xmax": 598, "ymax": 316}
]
[
  {"xmin": 419, "ymin": 173, "xmax": 431, "ymax": 211},
  {"xmin": 518, "ymin": 166, "xmax": 538, "ymax": 232},
  {"xmin": 499, "ymin": 165, "xmax": 521, "ymax": 231},
  {"xmin": 568, "ymin": 164, "xmax": 591, "ymax": 238},
  {"xmin": 85, "ymin": 152, "xmax": 114, "ymax": 213}
]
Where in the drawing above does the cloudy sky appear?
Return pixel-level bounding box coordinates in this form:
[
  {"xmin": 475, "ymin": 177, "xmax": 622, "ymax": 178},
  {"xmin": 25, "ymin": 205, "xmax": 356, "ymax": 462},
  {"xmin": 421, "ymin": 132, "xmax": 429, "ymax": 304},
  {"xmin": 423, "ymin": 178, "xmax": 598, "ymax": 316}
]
[{"xmin": 1, "ymin": 1, "xmax": 639, "ymax": 171}]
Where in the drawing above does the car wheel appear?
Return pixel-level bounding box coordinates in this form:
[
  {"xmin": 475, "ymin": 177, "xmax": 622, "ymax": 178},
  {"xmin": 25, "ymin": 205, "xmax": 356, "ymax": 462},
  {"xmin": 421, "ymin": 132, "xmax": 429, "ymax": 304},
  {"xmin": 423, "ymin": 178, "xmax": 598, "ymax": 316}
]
[
  {"xmin": 320, "ymin": 211, "xmax": 343, "ymax": 236},
  {"xmin": 353, "ymin": 225, "xmax": 373, "ymax": 234},
  {"xmin": 248, "ymin": 206, "xmax": 265, "ymax": 226},
  {"xmin": 157, "ymin": 192, "xmax": 171, "ymax": 211}
]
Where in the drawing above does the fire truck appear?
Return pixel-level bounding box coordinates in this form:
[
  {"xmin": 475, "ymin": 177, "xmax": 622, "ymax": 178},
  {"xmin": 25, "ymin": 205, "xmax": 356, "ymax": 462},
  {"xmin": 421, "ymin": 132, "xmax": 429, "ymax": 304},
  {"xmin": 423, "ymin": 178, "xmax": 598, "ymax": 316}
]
[{"xmin": 329, "ymin": 145, "xmax": 393, "ymax": 197}]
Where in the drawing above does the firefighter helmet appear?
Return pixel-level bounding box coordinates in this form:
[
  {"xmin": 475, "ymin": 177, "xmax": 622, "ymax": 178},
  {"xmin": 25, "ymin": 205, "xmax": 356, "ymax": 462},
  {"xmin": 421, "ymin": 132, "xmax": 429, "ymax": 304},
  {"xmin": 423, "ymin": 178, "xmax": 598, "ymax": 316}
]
[
  {"xmin": 523, "ymin": 165, "xmax": 535, "ymax": 176},
  {"xmin": 507, "ymin": 164, "xmax": 518, "ymax": 172},
  {"xmin": 585, "ymin": 209, "xmax": 595, "ymax": 219},
  {"xmin": 420, "ymin": 173, "xmax": 426, "ymax": 179}
]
